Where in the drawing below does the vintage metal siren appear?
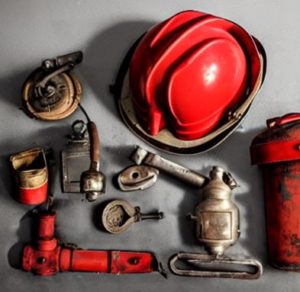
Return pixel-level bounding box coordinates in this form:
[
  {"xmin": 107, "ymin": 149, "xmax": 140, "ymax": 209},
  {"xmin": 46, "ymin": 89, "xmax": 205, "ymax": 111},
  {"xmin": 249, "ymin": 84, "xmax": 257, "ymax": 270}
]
[
  {"xmin": 251, "ymin": 113, "xmax": 300, "ymax": 270},
  {"xmin": 22, "ymin": 51, "xmax": 83, "ymax": 120},
  {"xmin": 117, "ymin": 10, "xmax": 266, "ymax": 154}
]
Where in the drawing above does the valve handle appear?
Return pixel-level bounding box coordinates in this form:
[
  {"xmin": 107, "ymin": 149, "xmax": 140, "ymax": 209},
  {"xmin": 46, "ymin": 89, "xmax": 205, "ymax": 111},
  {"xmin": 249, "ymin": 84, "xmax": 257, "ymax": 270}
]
[
  {"xmin": 35, "ymin": 51, "xmax": 83, "ymax": 96},
  {"xmin": 42, "ymin": 51, "xmax": 83, "ymax": 70}
]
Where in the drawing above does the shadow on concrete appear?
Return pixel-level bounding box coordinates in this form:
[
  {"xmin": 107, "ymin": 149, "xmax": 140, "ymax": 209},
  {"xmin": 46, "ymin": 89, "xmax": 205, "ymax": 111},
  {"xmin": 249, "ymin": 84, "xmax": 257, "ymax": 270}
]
[{"xmin": 83, "ymin": 21, "xmax": 155, "ymax": 119}]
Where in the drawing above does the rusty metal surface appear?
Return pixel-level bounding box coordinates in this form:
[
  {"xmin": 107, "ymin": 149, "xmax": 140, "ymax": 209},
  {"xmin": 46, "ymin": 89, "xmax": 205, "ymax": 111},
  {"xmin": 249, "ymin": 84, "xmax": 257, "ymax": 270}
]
[
  {"xmin": 10, "ymin": 147, "xmax": 48, "ymax": 188},
  {"xmin": 118, "ymin": 165, "xmax": 159, "ymax": 191},
  {"xmin": 80, "ymin": 121, "xmax": 106, "ymax": 201},
  {"xmin": 191, "ymin": 167, "xmax": 240, "ymax": 256},
  {"xmin": 130, "ymin": 146, "xmax": 209, "ymax": 188},
  {"xmin": 61, "ymin": 121, "xmax": 90, "ymax": 193},
  {"xmin": 119, "ymin": 146, "xmax": 237, "ymax": 191},
  {"xmin": 251, "ymin": 115, "xmax": 300, "ymax": 270},
  {"xmin": 102, "ymin": 199, "xmax": 164, "ymax": 234},
  {"xmin": 22, "ymin": 52, "xmax": 83, "ymax": 121},
  {"xmin": 61, "ymin": 120, "xmax": 105, "ymax": 201}
]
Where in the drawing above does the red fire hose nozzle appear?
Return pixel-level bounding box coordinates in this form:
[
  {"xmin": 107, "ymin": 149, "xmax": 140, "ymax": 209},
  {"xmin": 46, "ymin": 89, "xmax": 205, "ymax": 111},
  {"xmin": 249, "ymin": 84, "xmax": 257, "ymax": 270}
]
[{"xmin": 22, "ymin": 211, "xmax": 163, "ymax": 276}]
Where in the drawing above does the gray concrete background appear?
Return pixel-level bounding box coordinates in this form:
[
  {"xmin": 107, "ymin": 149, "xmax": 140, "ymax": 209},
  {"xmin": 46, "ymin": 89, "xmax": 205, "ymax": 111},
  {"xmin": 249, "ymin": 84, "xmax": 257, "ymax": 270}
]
[{"xmin": 0, "ymin": 0, "xmax": 298, "ymax": 291}]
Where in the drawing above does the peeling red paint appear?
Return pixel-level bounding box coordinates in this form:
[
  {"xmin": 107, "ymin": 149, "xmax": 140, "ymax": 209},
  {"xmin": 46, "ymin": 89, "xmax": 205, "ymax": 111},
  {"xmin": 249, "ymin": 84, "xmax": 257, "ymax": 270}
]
[{"xmin": 251, "ymin": 114, "xmax": 300, "ymax": 270}]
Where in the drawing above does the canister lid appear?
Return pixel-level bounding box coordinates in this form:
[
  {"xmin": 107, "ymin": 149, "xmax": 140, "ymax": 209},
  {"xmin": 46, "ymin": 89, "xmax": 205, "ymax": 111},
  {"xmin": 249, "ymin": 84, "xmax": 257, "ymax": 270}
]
[{"xmin": 250, "ymin": 113, "xmax": 300, "ymax": 165}]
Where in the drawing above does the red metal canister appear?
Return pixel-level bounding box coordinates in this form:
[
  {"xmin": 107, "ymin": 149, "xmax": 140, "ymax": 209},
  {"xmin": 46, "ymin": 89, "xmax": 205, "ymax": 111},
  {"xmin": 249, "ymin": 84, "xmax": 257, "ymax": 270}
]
[{"xmin": 250, "ymin": 113, "xmax": 300, "ymax": 270}]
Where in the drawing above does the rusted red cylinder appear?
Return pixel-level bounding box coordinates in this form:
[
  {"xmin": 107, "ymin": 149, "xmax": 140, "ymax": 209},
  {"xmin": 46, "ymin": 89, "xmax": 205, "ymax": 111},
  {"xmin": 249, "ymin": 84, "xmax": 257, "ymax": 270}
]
[
  {"xmin": 251, "ymin": 113, "xmax": 300, "ymax": 270},
  {"xmin": 59, "ymin": 250, "xmax": 154, "ymax": 273},
  {"xmin": 22, "ymin": 212, "xmax": 157, "ymax": 276},
  {"xmin": 60, "ymin": 249, "xmax": 109, "ymax": 272}
]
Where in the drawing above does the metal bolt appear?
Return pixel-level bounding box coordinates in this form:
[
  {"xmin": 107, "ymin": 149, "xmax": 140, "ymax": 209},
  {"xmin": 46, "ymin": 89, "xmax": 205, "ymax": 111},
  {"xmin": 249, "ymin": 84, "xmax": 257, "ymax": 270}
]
[
  {"xmin": 37, "ymin": 257, "xmax": 46, "ymax": 264},
  {"xmin": 128, "ymin": 257, "xmax": 140, "ymax": 265}
]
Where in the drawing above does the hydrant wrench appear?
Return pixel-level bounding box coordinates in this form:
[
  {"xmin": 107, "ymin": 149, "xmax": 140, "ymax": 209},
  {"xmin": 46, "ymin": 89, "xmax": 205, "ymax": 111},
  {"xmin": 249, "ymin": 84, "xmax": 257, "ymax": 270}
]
[{"xmin": 21, "ymin": 210, "xmax": 166, "ymax": 277}]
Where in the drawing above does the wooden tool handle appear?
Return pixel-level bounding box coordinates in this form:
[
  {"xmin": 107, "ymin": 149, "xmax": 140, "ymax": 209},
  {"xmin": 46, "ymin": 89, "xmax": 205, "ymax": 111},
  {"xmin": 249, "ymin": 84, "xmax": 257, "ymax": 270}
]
[{"xmin": 88, "ymin": 121, "xmax": 100, "ymax": 167}]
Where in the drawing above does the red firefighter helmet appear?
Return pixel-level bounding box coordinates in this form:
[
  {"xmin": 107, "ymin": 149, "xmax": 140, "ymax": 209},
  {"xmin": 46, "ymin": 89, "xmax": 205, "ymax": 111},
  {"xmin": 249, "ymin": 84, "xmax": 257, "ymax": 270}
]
[{"xmin": 117, "ymin": 10, "xmax": 266, "ymax": 153}]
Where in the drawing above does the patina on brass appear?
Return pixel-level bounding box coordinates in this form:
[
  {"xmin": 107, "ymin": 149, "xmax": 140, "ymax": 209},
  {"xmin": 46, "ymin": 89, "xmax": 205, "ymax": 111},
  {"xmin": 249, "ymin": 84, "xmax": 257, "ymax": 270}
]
[
  {"xmin": 10, "ymin": 147, "xmax": 48, "ymax": 188},
  {"xmin": 130, "ymin": 146, "xmax": 209, "ymax": 188},
  {"xmin": 118, "ymin": 165, "xmax": 159, "ymax": 191},
  {"xmin": 190, "ymin": 167, "xmax": 240, "ymax": 256},
  {"xmin": 10, "ymin": 147, "xmax": 48, "ymax": 205},
  {"xmin": 61, "ymin": 120, "xmax": 90, "ymax": 193},
  {"xmin": 102, "ymin": 199, "xmax": 164, "ymax": 234},
  {"xmin": 80, "ymin": 121, "xmax": 106, "ymax": 202},
  {"xmin": 22, "ymin": 51, "xmax": 83, "ymax": 121}
]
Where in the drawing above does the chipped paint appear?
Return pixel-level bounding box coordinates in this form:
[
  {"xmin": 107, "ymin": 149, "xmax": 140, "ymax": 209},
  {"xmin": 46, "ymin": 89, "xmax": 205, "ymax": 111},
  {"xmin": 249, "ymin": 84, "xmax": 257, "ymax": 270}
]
[
  {"xmin": 285, "ymin": 250, "xmax": 292, "ymax": 257},
  {"xmin": 291, "ymin": 234, "xmax": 300, "ymax": 256},
  {"xmin": 280, "ymin": 182, "xmax": 292, "ymax": 201}
]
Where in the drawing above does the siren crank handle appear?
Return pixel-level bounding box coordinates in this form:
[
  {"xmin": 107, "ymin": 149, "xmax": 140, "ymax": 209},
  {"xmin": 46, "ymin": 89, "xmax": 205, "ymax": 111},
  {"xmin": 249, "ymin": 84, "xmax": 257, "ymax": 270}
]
[{"xmin": 88, "ymin": 121, "xmax": 100, "ymax": 171}]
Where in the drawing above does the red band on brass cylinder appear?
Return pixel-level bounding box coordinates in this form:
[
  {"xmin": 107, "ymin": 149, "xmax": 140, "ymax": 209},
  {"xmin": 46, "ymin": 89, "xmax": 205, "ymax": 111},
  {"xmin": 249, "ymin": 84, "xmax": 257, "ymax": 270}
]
[
  {"xmin": 18, "ymin": 181, "xmax": 48, "ymax": 205},
  {"xmin": 10, "ymin": 147, "xmax": 48, "ymax": 205}
]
